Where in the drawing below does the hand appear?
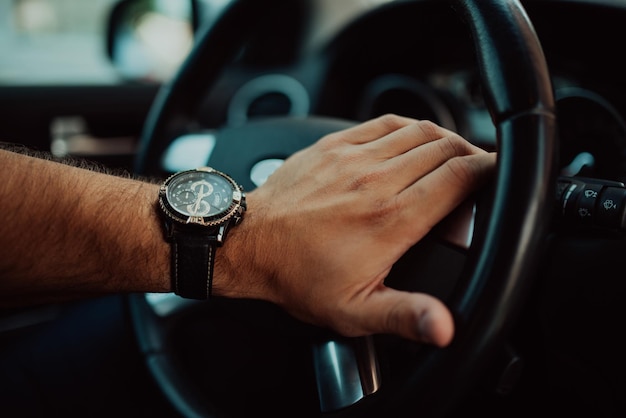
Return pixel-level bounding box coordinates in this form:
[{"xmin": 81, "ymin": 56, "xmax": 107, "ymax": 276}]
[
  {"xmin": 217, "ymin": 114, "xmax": 496, "ymax": 347},
  {"xmin": 188, "ymin": 180, "xmax": 211, "ymax": 215}
]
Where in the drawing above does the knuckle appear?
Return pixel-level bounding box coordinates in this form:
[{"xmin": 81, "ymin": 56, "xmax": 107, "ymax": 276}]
[
  {"xmin": 414, "ymin": 119, "xmax": 442, "ymax": 138},
  {"xmin": 443, "ymin": 155, "xmax": 480, "ymax": 187},
  {"xmin": 317, "ymin": 131, "xmax": 342, "ymax": 150},
  {"xmin": 377, "ymin": 113, "xmax": 410, "ymax": 131},
  {"xmin": 435, "ymin": 134, "xmax": 472, "ymax": 157}
]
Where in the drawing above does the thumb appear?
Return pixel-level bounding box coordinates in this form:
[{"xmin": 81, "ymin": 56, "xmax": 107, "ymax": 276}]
[{"xmin": 359, "ymin": 288, "xmax": 455, "ymax": 347}]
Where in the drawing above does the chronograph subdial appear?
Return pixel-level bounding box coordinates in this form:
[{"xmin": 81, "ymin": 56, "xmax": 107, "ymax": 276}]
[{"xmin": 171, "ymin": 188, "xmax": 197, "ymax": 206}]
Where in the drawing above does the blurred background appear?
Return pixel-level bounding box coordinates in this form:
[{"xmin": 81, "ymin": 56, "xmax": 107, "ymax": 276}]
[{"xmin": 0, "ymin": 0, "xmax": 194, "ymax": 85}]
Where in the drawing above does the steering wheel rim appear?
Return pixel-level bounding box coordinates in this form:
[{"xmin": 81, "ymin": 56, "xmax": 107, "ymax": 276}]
[{"xmin": 131, "ymin": 0, "xmax": 558, "ymax": 417}]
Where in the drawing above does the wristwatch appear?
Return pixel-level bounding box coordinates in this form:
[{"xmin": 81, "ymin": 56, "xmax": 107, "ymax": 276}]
[{"xmin": 158, "ymin": 167, "xmax": 246, "ymax": 299}]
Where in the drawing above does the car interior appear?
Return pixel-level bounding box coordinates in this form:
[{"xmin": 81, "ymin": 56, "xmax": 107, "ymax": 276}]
[{"xmin": 1, "ymin": 0, "xmax": 625, "ymax": 417}]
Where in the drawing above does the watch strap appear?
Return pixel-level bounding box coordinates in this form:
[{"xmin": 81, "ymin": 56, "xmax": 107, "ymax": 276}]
[{"xmin": 171, "ymin": 232, "xmax": 216, "ymax": 299}]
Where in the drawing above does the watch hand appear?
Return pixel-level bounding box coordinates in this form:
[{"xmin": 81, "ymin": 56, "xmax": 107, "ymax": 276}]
[
  {"xmin": 190, "ymin": 181, "xmax": 214, "ymax": 215},
  {"xmin": 192, "ymin": 192, "xmax": 206, "ymax": 214}
]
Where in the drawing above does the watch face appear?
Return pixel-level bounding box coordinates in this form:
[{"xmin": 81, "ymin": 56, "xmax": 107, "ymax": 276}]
[{"xmin": 160, "ymin": 168, "xmax": 244, "ymax": 226}]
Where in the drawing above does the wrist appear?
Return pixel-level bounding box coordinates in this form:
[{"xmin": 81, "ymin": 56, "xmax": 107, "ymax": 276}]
[
  {"xmin": 136, "ymin": 181, "xmax": 172, "ymax": 293},
  {"xmin": 156, "ymin": 167, "xmax": 247, "ymax": 300},
  {"xmin": 211, "ymin": 191, "xmax": 271, "ymax": 301},
  {"xmin": 84, "ymin": 177, "xmax": 171, "ymax": 295}
]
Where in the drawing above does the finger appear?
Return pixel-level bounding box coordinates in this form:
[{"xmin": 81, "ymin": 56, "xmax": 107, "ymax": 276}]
[
  {"xmin": 372, "ymin": 134, "xmax": 488, "ymax": 195},
  {"xmin": 347, "ymin": 288, "xmax": 455, "ymax": 346},
  {"xmin": 325, "ymin": 114, "xmax": 419, "ymax": 145},
  {"xmin": 398, "ymin": 152, "xmax": 496, "ymax": 233},
  {"xmin": 367, "ymin": 119, "xmax": 469, "ymax": 159}
]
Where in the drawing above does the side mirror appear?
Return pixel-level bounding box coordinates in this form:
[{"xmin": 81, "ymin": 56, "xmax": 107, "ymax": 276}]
[{"xmin": 106, "ymin": 0, "xmax": 199, "ymax": 83}]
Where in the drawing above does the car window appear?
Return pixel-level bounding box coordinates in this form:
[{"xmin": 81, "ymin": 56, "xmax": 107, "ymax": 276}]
[
  {"xmin": 0, "ymin": 0, "xmax": 194, "ymax": 86},
  {"xmin": 0, "ymin": 0, "xmax": 121, "ymax": 85}
]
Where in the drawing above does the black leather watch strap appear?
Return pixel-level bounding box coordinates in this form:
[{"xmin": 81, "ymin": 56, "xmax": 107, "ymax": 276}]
[{"xmin": 170, "ymin": 232, "xmax": 216, "ymax": 299}]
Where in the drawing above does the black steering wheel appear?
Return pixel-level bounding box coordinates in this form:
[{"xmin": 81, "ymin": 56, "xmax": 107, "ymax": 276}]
[{"xmin": 130, "ymin": 0, "xmax": 557, "ymax": 417}]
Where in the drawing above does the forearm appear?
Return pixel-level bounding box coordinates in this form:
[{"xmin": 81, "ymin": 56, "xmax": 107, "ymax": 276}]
[{"xmin": 0, "ymin": 149, "xmax": 170, "ymax": 307}]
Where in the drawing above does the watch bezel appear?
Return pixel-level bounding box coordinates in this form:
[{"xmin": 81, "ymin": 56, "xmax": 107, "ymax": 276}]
[{"xmin": 158, "ymin": 167, "xmax": 246, "ymax": 228}]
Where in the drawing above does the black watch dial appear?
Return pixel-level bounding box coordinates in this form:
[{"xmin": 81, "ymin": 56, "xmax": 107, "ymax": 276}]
[{"xmin": 160, "ymin": 168, "xmax": 244, "ymax": 226}]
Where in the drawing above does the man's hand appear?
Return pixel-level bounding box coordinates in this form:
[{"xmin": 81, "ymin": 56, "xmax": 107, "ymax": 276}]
[{"xmin": 216, "ymin": 115, "xmax": 496, "ymax": 347}]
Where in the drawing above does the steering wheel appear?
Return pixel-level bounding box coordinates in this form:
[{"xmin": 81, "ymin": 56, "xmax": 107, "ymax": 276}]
[{"xmin": 130, "ymin": 0, "xmax": 557, "ymax": 417}]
